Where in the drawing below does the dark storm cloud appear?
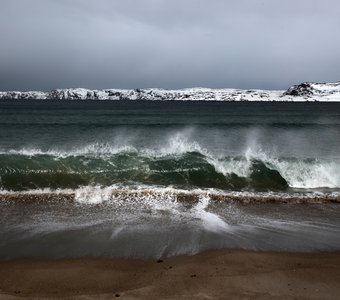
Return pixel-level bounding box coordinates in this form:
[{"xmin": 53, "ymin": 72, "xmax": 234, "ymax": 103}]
[{"xmin": 0, "ymin": 0, "xmax": 340, "ymax": 91}]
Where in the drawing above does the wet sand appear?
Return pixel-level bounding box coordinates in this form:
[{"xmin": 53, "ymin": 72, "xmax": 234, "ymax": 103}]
[{"xmin": 1, "ymin": 250, "xmax": 340, "ymax": 299}]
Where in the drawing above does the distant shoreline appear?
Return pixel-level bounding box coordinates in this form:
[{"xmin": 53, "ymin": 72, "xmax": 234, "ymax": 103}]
[
  {"xmin": 1, "ymin": 249, "xmax": 340, "ymax": 299},
  {"xmin": 0, "ymin": 81, "xmax": 339, "ymax": 101}
]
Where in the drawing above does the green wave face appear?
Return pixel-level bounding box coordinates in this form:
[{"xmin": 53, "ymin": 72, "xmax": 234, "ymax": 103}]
[{"xmin": 0, "ymin": 151, "xmax": 304, "ymax": 192}]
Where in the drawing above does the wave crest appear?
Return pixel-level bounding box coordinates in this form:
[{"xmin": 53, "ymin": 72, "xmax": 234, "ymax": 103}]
[{"xmin": 0, "ymin": 138, "xmax": 339, "ymax": 191}]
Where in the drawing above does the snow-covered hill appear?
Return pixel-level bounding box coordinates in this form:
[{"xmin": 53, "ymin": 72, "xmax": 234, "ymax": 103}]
[{"xmin": 0, "ymin": 82, "xmax": 339, "ymax": 101}]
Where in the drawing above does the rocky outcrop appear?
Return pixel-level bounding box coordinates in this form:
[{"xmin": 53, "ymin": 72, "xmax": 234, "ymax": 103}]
[
  {"xmin": 284, "ymin": 82, "xmax": 315, "ymax": 97},
  {"xmin": 283, "ymin": 81, "xmax": 340, "ymax": 99}
]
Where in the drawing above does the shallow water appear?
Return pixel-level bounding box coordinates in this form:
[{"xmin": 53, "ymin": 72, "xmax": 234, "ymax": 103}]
[{"xmin": 1, "ymin": 199, "xmax": 340, "ymax": 259}]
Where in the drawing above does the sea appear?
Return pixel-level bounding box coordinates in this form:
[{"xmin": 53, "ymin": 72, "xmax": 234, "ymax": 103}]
[{"xmin": 0, "ymin": 100, "xmax": 340, "ymax": 259}]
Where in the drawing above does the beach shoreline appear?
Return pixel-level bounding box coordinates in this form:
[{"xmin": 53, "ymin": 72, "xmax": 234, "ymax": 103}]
[{"xmin": 1, "ymin": 249, "xmax": 340, "ymax": 299}]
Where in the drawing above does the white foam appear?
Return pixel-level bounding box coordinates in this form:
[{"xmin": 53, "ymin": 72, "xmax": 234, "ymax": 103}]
[
  {"xmin": 72, "ymin": 185, "xmax": 231, "ymax": 233},
  {"xmin": 208, "ymin": 156, "xmax": 252, "ymax": 178},
  {"xmin": 239, "ymin": 145, "xmax": 340, "ymax": 189},
  {"xmin": 75, "ymin": 186, "xmax": 113, "ymax": 204},
  {"xmin": 275, "ymin": 159, "xmax": 340, "ymax": 189},
  {"xmin": 1, "ymin": 143, "xmax": 137, "ymax": 157},
  {"xmin": 192, "ymin": 196, "xmax": 230, "ymax": 233},
  {"xmin": 145, "ymin": 131, "xmax": 211, "ymax": 157},
  {"xmin": 1, "ymin": 185, "xmax": 339, "ymax": 204}
]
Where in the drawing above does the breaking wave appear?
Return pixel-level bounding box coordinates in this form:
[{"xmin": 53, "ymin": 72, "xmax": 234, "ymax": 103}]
[{"xmin": 0, "ymin": 138, "xmax": 339, "ymax": 193}]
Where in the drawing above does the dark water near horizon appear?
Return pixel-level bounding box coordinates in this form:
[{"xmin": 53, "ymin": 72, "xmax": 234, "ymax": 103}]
[{"xmin": 0, "ymin": 100, "xmax": 340, "ymax": 259}]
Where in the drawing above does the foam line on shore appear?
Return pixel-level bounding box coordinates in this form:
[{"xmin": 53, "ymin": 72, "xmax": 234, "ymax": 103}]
[{"xmin": 1, "ymin": 187, "xmax": 339, "ymax": 204}]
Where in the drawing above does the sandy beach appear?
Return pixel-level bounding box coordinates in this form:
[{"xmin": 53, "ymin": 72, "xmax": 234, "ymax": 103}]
[{"xmin": 1, "ymin": 250, "xmax": 340, "ymax": 299}]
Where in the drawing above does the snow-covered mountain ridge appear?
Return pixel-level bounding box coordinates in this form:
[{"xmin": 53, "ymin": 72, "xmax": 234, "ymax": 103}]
[{"xmin": 0, "ymin": 81, "xmax": 339, "ymax": 101}]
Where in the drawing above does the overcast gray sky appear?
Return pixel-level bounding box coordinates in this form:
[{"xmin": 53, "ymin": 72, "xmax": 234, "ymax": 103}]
[{"xmin": 0, "ymin": 0, "xmax": 339, "ymax": 91}]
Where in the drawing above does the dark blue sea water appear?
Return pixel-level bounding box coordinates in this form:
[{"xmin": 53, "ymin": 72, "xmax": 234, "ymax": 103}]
[{"xmin": 0, "ymin": 100, "xmax": 340, "ymax": 259}]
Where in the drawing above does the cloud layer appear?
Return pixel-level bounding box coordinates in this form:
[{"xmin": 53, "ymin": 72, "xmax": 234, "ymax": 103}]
[{"xmin": 0, "ymin": 0, "xmax": 339, "ymax": 90}]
